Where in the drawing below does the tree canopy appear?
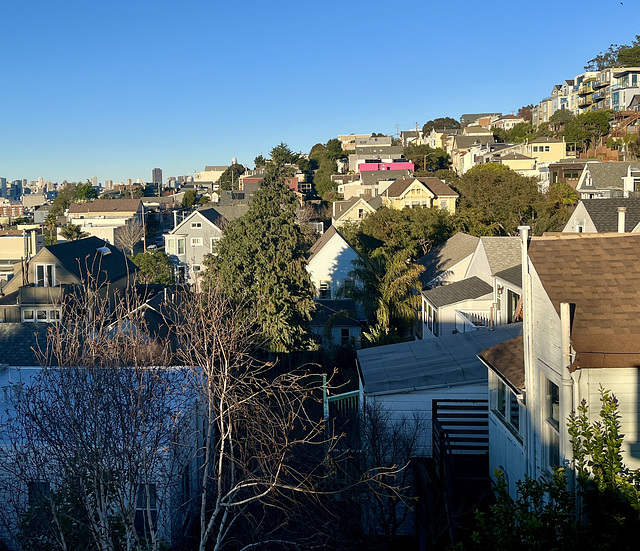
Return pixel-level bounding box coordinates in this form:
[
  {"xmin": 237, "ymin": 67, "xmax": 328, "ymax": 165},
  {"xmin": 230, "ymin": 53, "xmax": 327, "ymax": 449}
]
[
  {"xmin": 422, "ymin": 117, "xmax": 460, "ymax": 135},
  {"xmin": 403, "ymin": 143, "xmax": 451, "ymax": 173},
  {"xmin": 203, "ymin": 147, "xmax": 315, "ymax": 353},
  {"xmin": 76, "ymin": 183, "xmax": 98, "ymax": 201},
  {"xmin": 182, "ymin": 189, "xmax": 197, "ymax": 208},
  {"xmin": 585, "ymin": 34, "xmax": 640, "ymax": 70},
  {"xmin": 218, "ymin": 163, "xmax": 246, "ymax": 191},
  {"xmin": 132, "ymin": 250, "xmax": 174, "ymax": 284}
]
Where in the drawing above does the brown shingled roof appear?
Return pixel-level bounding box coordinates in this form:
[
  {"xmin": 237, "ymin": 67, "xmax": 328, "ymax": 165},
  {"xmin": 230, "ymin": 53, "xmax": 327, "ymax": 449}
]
[
  {"xmin": 67, "ymin": 198, "xmax": 142, "ymax": 213},
  {"xmin": 479, "ymin": 336, "xmax": 524, "ymax": 391},
  {"xmin": 528, "ymin": 234, "xmax": 640, "ymax": 364}
]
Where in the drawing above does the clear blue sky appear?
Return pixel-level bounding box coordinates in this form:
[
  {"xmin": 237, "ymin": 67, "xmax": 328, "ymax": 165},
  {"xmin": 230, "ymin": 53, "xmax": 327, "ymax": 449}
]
[{"xmin": 1, "ymin": 0, "xmax": 638, "ymax": 184}]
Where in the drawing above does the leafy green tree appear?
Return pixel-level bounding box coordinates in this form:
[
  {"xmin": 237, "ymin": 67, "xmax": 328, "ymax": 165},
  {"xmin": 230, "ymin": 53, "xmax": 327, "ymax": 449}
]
[
  {"xmin": 403, "ymin": 143, "xmax": 451, "ymax": 173},
  {"xmin": 507, "ymin": 123, "xmax": 535, "ymax": 143},
  {"xmin": 422, "ymin": 117, "xmax": 460, "ymax": 135},
  {"xmin": 59, "ymin": 224, "xmax": 88, "ymax": 241},
  {"xmin": 203, "ymin": 152, "xmax": 315, "ymax": 354},
  {"xmin": 182, "ymin": 189, "xmax": 197, "ymax": 208},
  {"xmin": 455, "ymin": 164, "xmax": 542, "ymax": 235},
  {"xmin": 50, "ymin": 184, "xmax": 78, "ymax": 216},
  {"xmin": 586, "ymin": 35, "xmax": 640, "ymax": 70},
  {"xmin": 341, "ymin": 248, "xmax": 423, "ymax": 346},
  {"xmin": 517, "ymin": 104, "xmax": 534, "ymax": 123},
  {"xmin": 549, "ymin": 108, "xmax": 574, "ymax": 132},
  {"xmin": 325, "ymin": 138, "xmax": 347, "ymax": 160},
  {"xmin": 132, "ymin": 250, "xmax": 174, "ymax": 284},
  {"xmin": 76, "ymin": 183, "xmax": 98, "ymax": 201},
  {"xmin": 562, "ymin": 110, "xmax": 612, "ymax": 154},
  {"xmin": 492, "ymin": 127, "xmax": 508, "ymax": 143},
  {"xmin": 218, "ymin": 163, "xmax": 246, "ymax": 191},
  {"xmin": 254, "ymin": 154, "xmax": 267, "ymax": 168}
]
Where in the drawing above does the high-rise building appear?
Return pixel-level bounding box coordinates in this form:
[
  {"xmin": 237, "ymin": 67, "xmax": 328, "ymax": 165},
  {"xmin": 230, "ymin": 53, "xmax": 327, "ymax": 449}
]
[
  {"xmin": 105, "ymin": 179, "xmax": 113, "ymax": 190},
  {"xmin": 91, "ymin": 176, "xmax": 98, "ymax": 187},
  {"xmin": 0, "ymin": 178, "xmax": 6, "ymax": 198},
  {"xmin": 152, "ymin": 168, "xmax": 162, "ymax": 187}
]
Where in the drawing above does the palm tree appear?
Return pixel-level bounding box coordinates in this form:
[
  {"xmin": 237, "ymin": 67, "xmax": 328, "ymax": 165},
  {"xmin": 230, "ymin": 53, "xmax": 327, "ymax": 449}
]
[
  {"xmin": 44, "ymin": 213, "xmax": 57, "ymax": 245},
  {"xmin": 341, "ymin": 248, "xmax": 424, "ymax": 346},
  {"xmin": 60, "ymin": 224, "xmax": 89, "ymax": 241}
]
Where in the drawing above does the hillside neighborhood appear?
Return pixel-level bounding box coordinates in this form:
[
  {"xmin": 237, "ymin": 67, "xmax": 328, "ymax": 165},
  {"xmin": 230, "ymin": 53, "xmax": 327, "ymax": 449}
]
[{"xmin": 4, "ymin": 50, "xmax": 640, "ymax": 549}]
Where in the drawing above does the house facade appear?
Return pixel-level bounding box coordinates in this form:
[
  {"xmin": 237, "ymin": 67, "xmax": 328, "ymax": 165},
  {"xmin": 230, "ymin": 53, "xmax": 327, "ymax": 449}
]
[
  {"xmin": 480, "ymin": 231, "xmax": 640, "ymax": 498},
  {"xmin": 163, "ymin": 208, "xmax": 226, "ymax": 285}
]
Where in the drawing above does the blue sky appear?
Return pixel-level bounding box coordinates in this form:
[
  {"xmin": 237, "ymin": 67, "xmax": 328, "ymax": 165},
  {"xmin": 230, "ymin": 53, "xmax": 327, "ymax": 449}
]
[{"xmin": 1, "ymin": 0, "xmax": 639, "ymax": 184}]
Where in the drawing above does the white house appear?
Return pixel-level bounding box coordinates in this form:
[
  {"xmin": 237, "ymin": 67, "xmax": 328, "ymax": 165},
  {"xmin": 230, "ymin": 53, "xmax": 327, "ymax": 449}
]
[
  {"xmin": 480, "ymin": 231, "xmax": 640, "ymax": 497},
  {"xmin": 563, "ymin": 198, "xmax": 640, "ymax": 233}
]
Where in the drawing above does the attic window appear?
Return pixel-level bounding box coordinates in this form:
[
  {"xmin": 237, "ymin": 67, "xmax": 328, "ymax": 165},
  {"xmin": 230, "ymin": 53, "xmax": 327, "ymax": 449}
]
[{"xmin": 96, "ymin": 246, "xmax": 111, "ymax": 256}]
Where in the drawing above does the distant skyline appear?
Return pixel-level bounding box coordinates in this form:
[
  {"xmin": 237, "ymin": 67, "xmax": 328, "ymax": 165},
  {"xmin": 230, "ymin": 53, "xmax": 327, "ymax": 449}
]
[{"xmin": 1, "ymin": 0, "xmax": 639, "ymax": 184}]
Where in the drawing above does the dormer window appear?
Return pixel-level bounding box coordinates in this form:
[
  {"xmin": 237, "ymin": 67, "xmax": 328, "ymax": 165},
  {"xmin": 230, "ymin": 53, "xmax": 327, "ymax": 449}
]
[{"xmin": 35, "ymin": 264, "xmax": 55, "ymax": 287}]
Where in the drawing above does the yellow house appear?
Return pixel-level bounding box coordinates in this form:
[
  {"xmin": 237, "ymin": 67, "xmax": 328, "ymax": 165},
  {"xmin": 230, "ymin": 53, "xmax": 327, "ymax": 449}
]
[
  {"xmin": 495, "ymin": 153, "xmax": 538, "ymax": 178},
  {"xmin": 524, "ymin": 137, "xmax": 569, "ymax": 164},
  {"xmin": 381, "ymin": 177, "xmax": 459, "ymax": 214},
  {"xmin": 332, "ymin": 197, "xmax": 377, "ymax": 227}
]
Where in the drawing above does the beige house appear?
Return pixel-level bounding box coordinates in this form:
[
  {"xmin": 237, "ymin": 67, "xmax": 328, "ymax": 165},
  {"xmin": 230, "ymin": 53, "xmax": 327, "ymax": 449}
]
[
  {"xmin": 380, "ymin": 177, "xmax": 459, "ymax": 214},
  {"xmin": 0, "ymin": 229, "xmax": 44, "ymax": 283},
  {"xmin": 331, "ymin": 197, "xmax": 376, "ymax": 227},
  {"xmin": 0, "ymin": 237, "xmax": 137, "ymax": 323},
  {"xmin": 524, "ymin": 137, "xmax": 569, "ymax": 164}
]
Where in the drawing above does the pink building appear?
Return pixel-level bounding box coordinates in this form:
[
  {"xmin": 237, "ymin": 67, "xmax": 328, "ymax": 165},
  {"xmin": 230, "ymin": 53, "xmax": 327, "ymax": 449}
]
[{"xmin": 358, "ymin": 161, "xmax": 415, "ymax": 172}]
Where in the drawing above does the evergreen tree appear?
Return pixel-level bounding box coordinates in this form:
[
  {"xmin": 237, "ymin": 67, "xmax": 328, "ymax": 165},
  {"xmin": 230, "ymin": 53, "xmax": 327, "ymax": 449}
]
[{"xmin": 203, "ymin": 150, "xmax": 315, "ymax": 354}]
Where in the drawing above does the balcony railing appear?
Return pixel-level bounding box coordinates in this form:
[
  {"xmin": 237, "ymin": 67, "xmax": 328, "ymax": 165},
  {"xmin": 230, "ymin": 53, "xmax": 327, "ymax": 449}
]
[
  {"xmin": 19, "ymin": 284, "xmax": 70, "ymax": 305},
  {"xmin": 327, "ymin": 390, "xmax": 359, "ymax": 414},
  {"xmin": 455, "ymin": 310, "xmax": 492, "ymax": 332}
]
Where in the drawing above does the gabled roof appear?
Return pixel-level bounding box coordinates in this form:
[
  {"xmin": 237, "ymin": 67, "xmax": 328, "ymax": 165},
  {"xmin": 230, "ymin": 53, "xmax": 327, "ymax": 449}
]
[
  {"xmin": 422, "ymin": 276, "xmax": 492, "ymax": 308},
  {"xmin": 333, "ymin": 197, "xmax": 374, "ymax": 220},
  {"xmin": 495, "ymin": 264, "xmax": 522, "ymax": 288},
  {"xmin": 417, "ymin": 232, "xmax": 479, "ymax": 287},
  {"xmin": 170, "ymin": 207, "xmax": 229, "ymax": 235},
  {"xmin": 480, "ymin": 237, "xmax": 521, "ymax": 275},
  {"xmin": 584, "ymin": 161, "xmax": 640, "ymax": 190},
  {"xmin": 579, "ymin": 198, "xmax": 640, "ymax": 232},
  {"xmin": 479, "ymin": 335, "xmax": 525, "ymax": 391},
  {"xmin": 357, "ymin": 323, "xmax": 521, "ymax": 394},
  {"xmin": 44, "ymin": 237, "xmax": 137, "ymax": 284},
  {"xmin": 308, "ymin": 225, "xmax": 355, "ymax": 263},
  {"xmin": 454, "ymin": 135, "xmax": 495, "ymax": 149},
  {"xmin": 67, "ymin": 199, "xmax": 142, "ymax": 214},
  {"xmin": 528, "ymin": 233, "xmax": 640, "ymax": 365},
  {"xmin": 415, "ymin": 177, "xmax": 459, "ymax": 197}
]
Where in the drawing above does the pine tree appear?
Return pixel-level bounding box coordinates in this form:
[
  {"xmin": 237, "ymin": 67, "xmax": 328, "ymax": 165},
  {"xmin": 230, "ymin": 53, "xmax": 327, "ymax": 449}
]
[{"xmin": 203, "ymin": 150, "xmax": 315, "ymax": 353}]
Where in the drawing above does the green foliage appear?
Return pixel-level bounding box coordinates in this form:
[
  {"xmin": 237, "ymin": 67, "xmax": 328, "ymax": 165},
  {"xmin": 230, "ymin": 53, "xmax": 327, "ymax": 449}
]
[
  {"xmin": 403, "ymin": 143, "xmax": 451, "ymax": 173},
  {"xmin": 310, "ymin": 139, "xmax": 344, "ymax": 199},
  {"xmin": 586, "ymin": 35, "xmax": 640, "ymax": 70},
  {"xmin": 562, "ymin": 110, "xmax": 612, "ymax": 152},
  {"xmin": 132, "ymin": 250, "xmax": 174, "ymax": 284},
  {"xmin": 254, "ymin": 154, "xmax": 267, "ymax": 168},
  {"xmin": 59, "ymin": 224, "xmax": 88, "ymax": 241},
  {"xmin": 270, "ymin": 142, "xmax": 300, "ymax": 166},
  {"xmin": 435, "ymin": 169, "xmax": 460, "ymax": 185},
  {"xmin": 49, "ymin": 184, "xmax": 78, "ymax": 216},
  {"xmin": 507, "ymin": 123, "xmax": 535, "ymax": 143},
  {"xmin": 549, "ymin": 108, "xmax": 574, "ymax": 131},
  {"xmin": 181, "ymin": 189, "xmax": 197, "ymax": 208},
  {"xmin": 470, "ymin": 388, "xmax": 640, "ymax": 550},
  {"xmin": 75, "ymin": 183, "xmax": 98, "ymax": 201},
  {"xmin": 218, "ymin": 163, "xmax": 246, "ymax": 191},
  {"xmin": 492, "ymin": 127, "xmax": 508, "ymax": 143},
  {"xmin": 472, "ymin": 469, "xmax": 578, "ymax": 551},
  {"xmin": 203, "ymin": 150, "xmax": 315, "ymax": 353},
  {"xmin": 340, "ymin": 247, "xmax": 424, "ymax": 345},
  {"xmin": 422, "ymin": 117, "xmax": 460, "ymax": 135},
  {"xmin": 454, "ymin": 164, "xmax": 542, "ymax": 235}
]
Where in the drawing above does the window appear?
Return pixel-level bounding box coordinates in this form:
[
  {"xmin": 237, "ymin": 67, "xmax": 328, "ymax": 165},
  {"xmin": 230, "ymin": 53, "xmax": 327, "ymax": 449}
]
[
  {"xmin": 166, "ymin": 239, "xmax": 175, "ymax": 254},
  {"xmin": 545, "ymin": 377, "xmax": 560, "ymax": 469},
  {"xmin": 35, "ymin": 264, "xmax": 55, "ymax": 287},
  {"xmin": 177, "ymin": 238, "xmax": 185, "ymax": 255},
  {"xmin": 135, "ymin": 483, "xmax": 158, "ymax": 536},
  {"xmin": 439, "ymin": 199, "xmax": 448, "ymax": 209},
  {"xmin": 545, "ymin": 146, "xmax": 550, "ymax": 152},
  {"xmin": 319, "ymin": 281, "xmax": 331, "ymax": 300},
  {"xmin": 23, "ymin": 310, "xmax": 34, "ymax": 322},
  {"xmin": 341, "ymin": 328, "xmax": 350, "ymax": 344},
  {"xmin": 190, "ymin": 222, "xmax": 202, "ymax": 229},
  {"xmin": 343, "ymin": 278, "xmax": 355, "ymax": 292},
  {"xmin": 426, "ymin": 304, "xmax": 438, "ymax": 336},
  {"xmin": 191, "ymin": 237, "xmax": 203, "ymax": 247},
  {"xmin": 490, "ymin": 372, "xmax": 523, "ymax": 441}
]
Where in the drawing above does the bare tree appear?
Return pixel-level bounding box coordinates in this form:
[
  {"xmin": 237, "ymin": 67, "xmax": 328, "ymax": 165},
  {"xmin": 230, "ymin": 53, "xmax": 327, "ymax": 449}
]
[
  {"xmin": 0, "ymin": 268, "xmax": 185, "ymax": 551},
  {"xmin": 116, "ymin": 219, "xmax": 144, "ymax": 256},
  {"xmin": 170, "ymin": 282, "xmax": 401, "ymax": 551}
]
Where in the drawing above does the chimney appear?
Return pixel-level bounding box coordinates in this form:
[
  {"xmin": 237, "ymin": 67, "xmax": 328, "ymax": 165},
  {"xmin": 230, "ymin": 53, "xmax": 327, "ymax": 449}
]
[{"xmin": 618, "ymin": 206, "xmax": 627, "ymax": 233}]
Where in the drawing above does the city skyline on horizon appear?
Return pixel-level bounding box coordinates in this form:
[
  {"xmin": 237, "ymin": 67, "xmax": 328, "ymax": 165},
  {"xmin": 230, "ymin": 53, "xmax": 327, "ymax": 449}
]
[{"xmin": 1, "ymin": 1, "xmax": 638, "ymax": 185}]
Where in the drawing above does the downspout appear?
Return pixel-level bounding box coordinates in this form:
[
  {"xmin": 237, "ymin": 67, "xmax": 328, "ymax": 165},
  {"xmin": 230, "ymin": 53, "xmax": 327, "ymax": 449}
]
[
  {"xmin": 560, "ymin": 303, "xmax": 575, "ymax": 484},
  {"xmin": 519, "ymin": 225, "xmax": 535, "ymax": 478}
]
